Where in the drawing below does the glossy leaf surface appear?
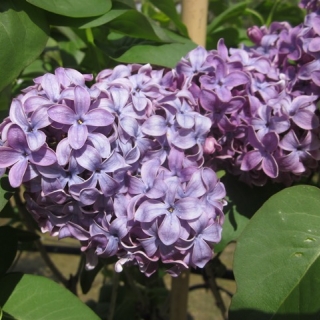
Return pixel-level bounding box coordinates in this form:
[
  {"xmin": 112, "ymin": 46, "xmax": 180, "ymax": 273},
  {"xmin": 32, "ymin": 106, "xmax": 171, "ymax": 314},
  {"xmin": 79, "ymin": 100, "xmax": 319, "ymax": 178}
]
[{"xmin": 230, "ymin": 185, "xmax": 320, "ymax": 320}]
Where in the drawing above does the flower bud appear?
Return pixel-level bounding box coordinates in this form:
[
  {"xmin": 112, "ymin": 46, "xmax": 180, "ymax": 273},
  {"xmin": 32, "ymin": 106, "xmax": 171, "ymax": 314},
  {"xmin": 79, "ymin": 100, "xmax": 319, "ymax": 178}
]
[{"xmin": 247, "ymin": 26, "xmax": 264, "ymax": 45}]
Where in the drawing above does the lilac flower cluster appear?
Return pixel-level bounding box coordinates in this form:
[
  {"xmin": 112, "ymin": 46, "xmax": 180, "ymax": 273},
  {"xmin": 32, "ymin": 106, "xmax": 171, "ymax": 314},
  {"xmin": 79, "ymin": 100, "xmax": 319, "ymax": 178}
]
[
  {"xmin": 175, "ymin": 5, "xmax": 320, "ymax": 186},
  {"xmin": 0, "ymin": 65, "xmax": 225, "ymax": 276},
  {"xmin": 2, "ymin": 0, "xmax": 320, "ymax": 276}
]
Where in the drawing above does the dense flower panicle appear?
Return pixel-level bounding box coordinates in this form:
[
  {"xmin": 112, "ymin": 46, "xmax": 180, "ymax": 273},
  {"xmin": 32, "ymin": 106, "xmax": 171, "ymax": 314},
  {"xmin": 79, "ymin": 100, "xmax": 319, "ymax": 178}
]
[
  {"xmin": 2, "ymin": 1, "xmax": 320, "ymax": 275},
  {"xmin": 0, "ymin": 63, "xmax": 225, "ymax": 277},
  {"xmin": 173, "ymin": 5, "xmax": 320, "ymax": 186}
]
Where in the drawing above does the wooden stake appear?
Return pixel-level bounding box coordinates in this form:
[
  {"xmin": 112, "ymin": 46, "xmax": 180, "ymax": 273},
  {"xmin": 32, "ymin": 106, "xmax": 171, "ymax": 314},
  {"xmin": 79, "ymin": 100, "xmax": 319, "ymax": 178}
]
[
  {"xmin": 169, "ymin": 2, "xmax": 209, "ymax": 319},
  {"xmin": 181, "ymin": 0, "xmax": 209, "ymax": 47},
  {"xmin": 169, "ymin": 270, "xmax": 190, "ymax": 320}
]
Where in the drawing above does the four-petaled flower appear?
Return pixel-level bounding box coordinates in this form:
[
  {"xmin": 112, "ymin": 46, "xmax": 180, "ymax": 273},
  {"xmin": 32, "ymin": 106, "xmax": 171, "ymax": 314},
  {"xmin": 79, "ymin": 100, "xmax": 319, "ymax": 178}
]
[{"xmin": 48, "ymin": 86, "xmax": 114, "ymax": 149}]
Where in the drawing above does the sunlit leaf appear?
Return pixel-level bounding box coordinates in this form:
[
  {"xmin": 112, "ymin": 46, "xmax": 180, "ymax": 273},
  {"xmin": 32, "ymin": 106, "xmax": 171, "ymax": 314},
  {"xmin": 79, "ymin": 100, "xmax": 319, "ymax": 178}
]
[
  {"xmin": 0, "ymin": 273, "xmax": 100, "ymax": 320},
  {"xmin": 230, "ymin": 185, "xmax": 320, "ymax": 320},
  {"xmin": 115, "ymin": 42, "xmax": 197, "ymax": 68},
  {"xmin": 215, "ymin": 174, "xmax": 283, "ymax": 253}
]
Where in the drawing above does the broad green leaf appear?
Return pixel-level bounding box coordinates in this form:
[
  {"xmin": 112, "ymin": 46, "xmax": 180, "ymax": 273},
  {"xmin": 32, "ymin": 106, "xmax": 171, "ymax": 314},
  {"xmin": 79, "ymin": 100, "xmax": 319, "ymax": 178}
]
[
  {"xmin": 230, "ymin": 185, "xmax": 320, "ymax": 320},
  {"xmin": 207, "ymin": 2, "xmax": 248, "ymax": 33},
  {"xmin": 0, "ymin": 0, "xmax": 49, "ymax": 92},
  {"xmin": 115, "ymin": 42, "xmax": 197, "ymax": 68},
  {"xmin": 214, "ymin": 174, "xmax": 283, "ymax": 253},
  {"xmin": 149, "ymin": 0, "xmax": 188, "ymax": 36},
  {"xmin": 0, "ymin": 306, "xmax": 2, "ymax": 320},
  {"xmin": 0, "ymin": 226, "xmax": 17, "ymax": 276},
  {"xmin": 26, "ymin": 0, "xmax": 111, "ymax": 18},
  {"xmin": 0, "ymin": 273, "xmax": 100, "ymax": 320}
]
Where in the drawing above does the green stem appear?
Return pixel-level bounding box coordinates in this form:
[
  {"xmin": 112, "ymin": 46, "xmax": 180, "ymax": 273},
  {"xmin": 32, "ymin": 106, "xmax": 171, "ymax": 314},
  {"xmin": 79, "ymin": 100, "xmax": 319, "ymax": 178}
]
[
  {"xmin": 244, "ymin": 8, "xmax": 265, "ymax": 26},
  {"xmin": 266, "ymin": 0, "xmax": 281, "ymax": 26},
  {"xmin": 85, "ymin": 28, "xmax": 95, "ymax": 46}
]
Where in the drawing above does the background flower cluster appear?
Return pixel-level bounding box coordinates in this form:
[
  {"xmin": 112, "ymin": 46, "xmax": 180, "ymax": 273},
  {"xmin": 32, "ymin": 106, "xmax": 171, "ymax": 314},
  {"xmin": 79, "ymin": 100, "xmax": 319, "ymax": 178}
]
[{"xmin": 176, "ymin": 5, "xmax": 320, "ymax": 186}]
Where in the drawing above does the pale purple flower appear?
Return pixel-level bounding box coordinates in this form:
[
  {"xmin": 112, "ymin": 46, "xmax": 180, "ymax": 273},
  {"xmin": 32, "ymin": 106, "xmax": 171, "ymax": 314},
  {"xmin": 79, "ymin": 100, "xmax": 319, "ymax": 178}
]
[
  {"xmin": 182, "ymin": 212, "xmax": 222, "ymax": 268},
  {"xmin": 0, "ymin": 126, "xmax": 56, "ymax": 187},
  {"xmin": 199, "ymin": 56, "xmax": 249, "ymax": 102},
  {"xmin": 9, "ymin": 99, "xmax": 51, "ymax": 151},
  {"xmin": 48, "ymin": 86, "xmax": 114, "ymax": 149},
  {"xmin": 280, "ymin": 95, "xmax": 319, "ymax": 130},
  {"xmin": 251, "ymin": 104, "xmax": 290, "ymax": 139},
  {"xmin": 241, "ymin": 127, "xmax": 279, "ymax": 178},
  {"xmin": 135, "ymin": 183, "xmax": 203, "ymax": 245},
  {"xmin": 280, "ymin": 129, "xmax": 320, "ymax": 165}
]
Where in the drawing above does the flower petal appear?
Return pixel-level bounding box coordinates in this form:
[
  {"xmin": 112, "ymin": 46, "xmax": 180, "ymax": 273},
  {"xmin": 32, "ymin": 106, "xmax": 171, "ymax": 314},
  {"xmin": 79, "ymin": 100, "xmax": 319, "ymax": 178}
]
[
  {"xmin": 68, "ymin": 124, "xmax": 88, "ymax": 150},
  {"xmin": 135, "ymin": 200, "xmax": 168, "ymax": 222},
  {"xmin": 158, "ymin": 213, "xmax": 181, "ymax": 245},
  {"xmin": 48, "ymin": 105, "xmax": 76, "ymax": 125},
  {"xmin": 9, "ymin": 158, "xmax": 28, "ymax": 188}
]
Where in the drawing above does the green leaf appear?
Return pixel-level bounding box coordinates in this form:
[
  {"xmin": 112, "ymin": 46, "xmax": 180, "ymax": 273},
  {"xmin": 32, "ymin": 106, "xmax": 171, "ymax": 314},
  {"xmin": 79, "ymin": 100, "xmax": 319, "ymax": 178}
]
[
  {"xmin": 0, "ymin": 0, "xmax": 49, "ymax": 92},
  {"xmin": 0, "ymin": 226, "xmax": 17, "ymax": 276},
  {"xmin": 207, "ymin": 1, "xmax": 248, "ymax": 33},
  {"xmin": 46, "ymin": 1, "xmax": 129, "ymax": 29},
  {"xmin": 149, "ymin": 0, "xmax": 188, "ymax": 36},
  {"xmin": 107, "ymin": 10, "xmax": 162, "ymax": 41},
  {"xmin": 214, "ymin": 174, "xmax": 283, "ymax": 253},
  {"xmin": 115, "ymin": 42, "xmax": 197, "ymax": 68},
  {"xmin": 26, "ymin": 0, "xmax": 111, "ymax": 18},
  {"xmin": 0, "ymin": 273, "xmax": 100, "ymax": 320},
  {"xmin": 230, "ymin": 185, "xmax": 320, "ymax": 320}
]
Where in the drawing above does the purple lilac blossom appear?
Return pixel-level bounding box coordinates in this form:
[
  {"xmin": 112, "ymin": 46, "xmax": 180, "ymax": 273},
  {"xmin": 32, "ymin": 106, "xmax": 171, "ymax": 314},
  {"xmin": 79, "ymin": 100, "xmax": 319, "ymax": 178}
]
[
  {"xmin": 0, "ymin": 65, "xmax": 225, "ymax": 277},
  {"xmin": 174, "ymin": 4, "xmax": 320, "ymax": 186}
]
